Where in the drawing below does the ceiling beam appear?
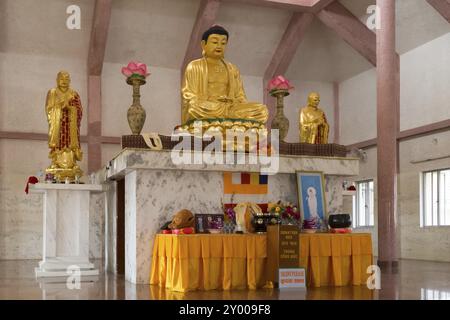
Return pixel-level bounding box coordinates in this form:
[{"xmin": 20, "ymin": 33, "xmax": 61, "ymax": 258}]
[
  {"xmin": 316, "ymin": 1, "xmax": 377, "ymax": 66},
  {"xmin": 87, "ymin": 0, "xmax": 112, "ymax": 76},
  {"xmin": 0, "ymin": 131, "xmax": 88, "ymax": 143},
  {"xmin": 426, "ymin": 0, "xmax": 450, "ymax": 23},
  {"xmin": 181, "ymin": 0, "xmax": 221, "ymax": 75},
  {"xmin": 311, "ymin": 0, "xmax": 336, "ymax": 13},
  {"xmin": 398, "ymin": 119, "xmax": 450, "ymax": 142},
  {"xmin": 264, "ymin": 12, "xmax": 315, "ymax": 82},
  {"xmin": 345, "ymin": 119, "xmax": 450, "ymax": 150},
  {"xmin": 224, "ymin": 0, "xmax": 316, "ymax": 12},
  {"xmin": 346, "ymin": 138, "xmax": 378, "ymax": 151}
]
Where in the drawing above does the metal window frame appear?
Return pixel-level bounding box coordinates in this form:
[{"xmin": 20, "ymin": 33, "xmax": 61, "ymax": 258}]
[
  {"xmin": 422, "ymin": 168, "xmax": 450, "ymax": 227},
  {"xmin": 356, "ymin": 179, "xmax": 375, "ymax": 228}
]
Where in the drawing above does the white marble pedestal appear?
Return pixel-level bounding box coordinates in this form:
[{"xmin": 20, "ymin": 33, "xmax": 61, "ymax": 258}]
[{"xmin": 30, "ymin": 183, "xmax": 104, "ymax": 278}]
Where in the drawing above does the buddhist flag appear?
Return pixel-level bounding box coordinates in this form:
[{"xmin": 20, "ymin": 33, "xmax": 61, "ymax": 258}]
[{"xmin": 223, "ymin": 172, "xmax": 268, "ymax": 194}]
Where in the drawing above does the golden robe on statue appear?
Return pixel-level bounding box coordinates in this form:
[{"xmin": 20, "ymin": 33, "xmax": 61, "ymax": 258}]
[
  {"xmin": 45, "ymin": 71, "xmax": 83, "ymax": 181},
  {"xmin": 46, "ymin": 88, "xmax": 82, "ymax": 153},
  {"xmin": 181, "ymin": 58, "xmax": 268, "ymax": 125}
]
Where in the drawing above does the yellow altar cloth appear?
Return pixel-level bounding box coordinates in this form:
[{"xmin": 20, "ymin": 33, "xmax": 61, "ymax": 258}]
[
  {"xmin": 150, "ymin": 233, "xmax": 373, "ymax": 292},
  {"xmin": 150, "ymin": 234, "xmax": 267, "ymax": 292},
  {"xmin": 299, "ymin": 233, "xmax": 373, "ymax": 287}
]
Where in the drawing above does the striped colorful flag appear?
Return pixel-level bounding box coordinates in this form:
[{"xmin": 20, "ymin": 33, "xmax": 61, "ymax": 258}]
[{"xmin": 223, "ymin": 172, "xmax": 268, "ymax": 194}]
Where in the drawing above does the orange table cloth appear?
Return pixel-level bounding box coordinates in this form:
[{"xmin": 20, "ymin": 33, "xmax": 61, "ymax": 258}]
[
  {"xmin": 150, "ymin": 234, "xmax": 267, "ymax": 292},
  {"xmin": 150, "ymin": 232, "xmax": 373, "ymax": 292},
  {"xmin": 299, "ymin": 233, "xmax": 373, "ymax": 287}
]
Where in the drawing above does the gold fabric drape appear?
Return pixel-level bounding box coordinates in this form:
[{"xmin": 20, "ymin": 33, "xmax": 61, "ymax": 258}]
[
  {"xmin": 299, "ymin": 233, "xmax": 373, "ymax": 287},
  {"xmin": 150, "ymin": 234, "xmax": 267, "ymax": 292},
  {"xmin": 150, "ymin": 233, "xmax": 373, "ymax": 292}
]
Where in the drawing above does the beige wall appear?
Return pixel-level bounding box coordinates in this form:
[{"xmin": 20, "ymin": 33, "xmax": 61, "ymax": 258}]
[
  {"xmin": 399, "ymin": 131, "xmax": 450, "ymax": 262},
  {"xmin": 348, "ymin": 147, "xmax": 379, "ymax": 255},
  {"xmin": 339, "ymin": 69, "xmax": 377, "ymax": 145},
  {"xmin": 340, "ymin": 33, "xmax": 450, "ymax": 261},
  {"xmin": 400, "ymin": 33, "xmax": 450, "ymax": 131}
]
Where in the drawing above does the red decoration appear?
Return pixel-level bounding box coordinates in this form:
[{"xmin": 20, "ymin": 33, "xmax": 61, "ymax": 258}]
[
  {"xmin": 172, "ymin": 227, "xmax": 195, "ymax": 235},
  {"xmin": 25, "ymin": 176, "xmax": 39, "ymax": 194}
]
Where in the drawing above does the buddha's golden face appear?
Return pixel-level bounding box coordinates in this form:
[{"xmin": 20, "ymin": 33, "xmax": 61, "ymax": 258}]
[
  {"xmin": 308, "ymin": 93, "xmax": 320, "ymax": 108},
  {"xmin": 57, "ymin": 73, "xmax": 71, "ymax": 91},
  {"xmin": 201, "ymin": 34, "xmax": 228, "ymax": 59}
]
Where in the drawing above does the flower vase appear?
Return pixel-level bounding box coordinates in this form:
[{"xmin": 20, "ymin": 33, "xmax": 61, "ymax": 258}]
[
  {"xmin": 223, "ymin": 221, "xmax": 236, "ymax": 234},
  {"xmin": 270, "ymin": 89, "xmax": 290, "ymax": 142},
  {"xmin": 126, "ymin": 76, "xmax": 147, "ymax": 135}
]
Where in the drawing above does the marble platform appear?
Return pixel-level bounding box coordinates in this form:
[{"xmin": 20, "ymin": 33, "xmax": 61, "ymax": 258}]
[
  {"xmin": 30, "ymin": 183, "xmax": 104, "ymax": 278},
  {"xmin": 98, "ymin": 149, "xmax": 359, "ymax": 284}
]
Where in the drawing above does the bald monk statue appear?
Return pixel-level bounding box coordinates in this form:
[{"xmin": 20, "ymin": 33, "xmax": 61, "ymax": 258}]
[
  {"xmin": 181, "ymin": 25, "xmax": 268, "ymax": 129},
  {"xmin": 299, "ymin": 92, "xmax": 329, "ymax": 144}
]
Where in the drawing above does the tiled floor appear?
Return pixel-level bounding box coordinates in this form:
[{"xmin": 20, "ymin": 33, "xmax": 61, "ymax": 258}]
[{"xmin": 1, "ymin": 259, "xmax": 450, "ymax": 300}]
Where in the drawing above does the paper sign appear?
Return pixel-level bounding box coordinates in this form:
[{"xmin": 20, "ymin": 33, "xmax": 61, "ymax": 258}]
[{"xmin": 279, "ymin": 268, "xmax": 306, "ymax": 289}]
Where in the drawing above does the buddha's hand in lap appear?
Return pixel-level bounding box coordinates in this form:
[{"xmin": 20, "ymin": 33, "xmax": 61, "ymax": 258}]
[{"xmin": 216, "ymin": 96, "xmax": 234, "ymax": 104}]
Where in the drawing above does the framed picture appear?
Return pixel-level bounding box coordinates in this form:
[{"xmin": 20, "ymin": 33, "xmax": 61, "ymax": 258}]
[
  {"xmin": 194, "ymin": 214, "xmax": 224, "ymax": 234},
  {"xmin": 296, "ymin": 171, "xmax": 327, "ymax": 225}
]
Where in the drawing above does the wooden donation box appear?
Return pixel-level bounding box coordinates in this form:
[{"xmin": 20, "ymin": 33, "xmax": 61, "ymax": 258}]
[{"xmin": 266, "ymin": 225, "xmax": 300, "ymax": 285}]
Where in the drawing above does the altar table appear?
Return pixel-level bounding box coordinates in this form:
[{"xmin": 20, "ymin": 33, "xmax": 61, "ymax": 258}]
[{"xmin": 150, "ymin": 233, "xmax": 372, "ymax": 292}]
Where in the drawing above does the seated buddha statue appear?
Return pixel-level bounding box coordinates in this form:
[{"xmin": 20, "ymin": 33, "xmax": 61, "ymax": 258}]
[
  {"xmin": 299, "ymin": 92, "xmax": 329, "ymax": 144},
  {"xmin": 181, "ymin": 25, "xmax": 268, "ymax": 132}
]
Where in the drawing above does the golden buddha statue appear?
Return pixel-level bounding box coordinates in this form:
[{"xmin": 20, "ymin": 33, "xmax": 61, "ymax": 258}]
[
  {"xmin": 299, "ymin": 92, "xmax": 329, "ymax": 144},
  {"xmin": 45, "ymin": 71, "xmax": 83, "ymax": 181},
  {"xmin": 181, "ymin": 25, "xmax": 268, "ymax": 134}
]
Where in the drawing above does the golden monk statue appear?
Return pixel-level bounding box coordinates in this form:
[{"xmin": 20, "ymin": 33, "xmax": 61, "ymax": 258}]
[
  {"xmin": 299, "ymin": 92, "xmax": 329, "ymax": 144},
  {"xmin": 45, "ymin": 71, "xmax": 83, "ymax": 181},
  {"xmin": 181, "ymin": 25, "xmax": 268, "ymax": 132}
]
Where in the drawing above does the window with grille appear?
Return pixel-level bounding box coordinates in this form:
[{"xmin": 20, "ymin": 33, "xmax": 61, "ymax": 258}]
[
  {"xmin": 353, "ymin": 180, "xmax": 374, "ymax": 228},
  {"xmin": 421, "ymin": 169, "xmax": 450, "ymax": 227}
]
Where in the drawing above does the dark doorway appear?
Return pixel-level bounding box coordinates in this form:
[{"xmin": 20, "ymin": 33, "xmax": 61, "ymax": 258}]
[{"xmin": 116, "ymin": 178, "xmax": 125, "ymax": 275}]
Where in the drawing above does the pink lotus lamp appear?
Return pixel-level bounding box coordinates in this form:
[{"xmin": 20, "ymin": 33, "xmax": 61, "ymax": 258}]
[
  {"xmin": 267, "ymin": 75, "xmax": 294, "ymax": 142},
  {"xmin": 122, "ymin": 61, "xmax": 150, "ymax": 135}
]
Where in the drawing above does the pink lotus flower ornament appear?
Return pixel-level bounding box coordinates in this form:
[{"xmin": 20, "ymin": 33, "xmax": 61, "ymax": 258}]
[
  {"xmin": 121, "ymin": 61, "xmax": 150, "ymax": 79},
  {"xmin": 268, "ymin": 75, "xmax": 294, "ymax": 92}
]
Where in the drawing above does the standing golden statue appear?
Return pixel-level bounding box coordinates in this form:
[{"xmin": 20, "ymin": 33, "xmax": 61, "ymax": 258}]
[
  {"xmin": 45, "ymin": 71, "xmax": 83, "ymax": 182},
  {"xmin": 299, "ymin": 92, "xmax": 329, "ymax": 144},
  {"xmin": 181, "ymin": 25, "xmax": 268, "ymax": 133}
]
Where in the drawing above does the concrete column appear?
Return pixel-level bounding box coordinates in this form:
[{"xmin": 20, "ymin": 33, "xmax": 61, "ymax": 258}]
[
  {"xmin": 88, "ymin": 75, "xmax": 102, "ymax": 173},
  {"xmin": 376, "ymin": 0, "xmax": 399, "ymax": 271}
]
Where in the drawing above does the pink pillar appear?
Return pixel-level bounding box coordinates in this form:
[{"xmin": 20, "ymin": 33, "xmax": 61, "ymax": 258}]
[
  {"xmin": 88, "ymin": 75, "xmax": 102, "ymax": 174},
  {"xmin": 376, "ymin": 0, "xmax": 399, "ymax": 271}
]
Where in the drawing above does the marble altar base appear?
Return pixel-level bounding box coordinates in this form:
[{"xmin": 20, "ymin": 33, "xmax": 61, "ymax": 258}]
[{"xmin": 99, "ymin": 149, "xmax": 359, "ymax": 284}]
